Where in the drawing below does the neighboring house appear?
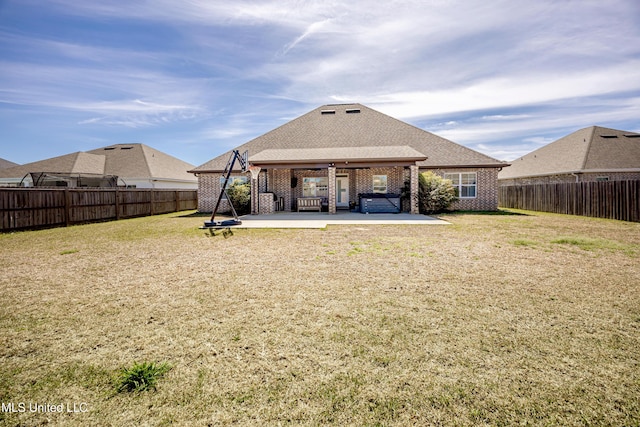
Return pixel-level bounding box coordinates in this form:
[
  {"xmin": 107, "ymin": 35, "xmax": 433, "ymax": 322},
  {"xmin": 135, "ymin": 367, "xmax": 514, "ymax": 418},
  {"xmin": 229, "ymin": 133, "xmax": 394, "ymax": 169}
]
[
  {"xmin": 499, "ymin": 126, "xmax": 640, "ymax": 185},
  {"xmin": 0, "ymin": 144, "xmax": 197, "ymax": 189},
  {"xmin": 0, "ymin": 158, "xmax": 19, "ymax": 170},
  {"xmin": 190, "ymin": 103, "xmax": 508, "ymax": 214}
]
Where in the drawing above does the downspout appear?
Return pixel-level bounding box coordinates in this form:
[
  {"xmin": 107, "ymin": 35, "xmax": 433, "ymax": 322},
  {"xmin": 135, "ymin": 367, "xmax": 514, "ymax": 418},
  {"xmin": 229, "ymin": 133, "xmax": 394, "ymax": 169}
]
[{"xmin": 570, "ymin": 172, "xmax": 580, "ymax": 183}]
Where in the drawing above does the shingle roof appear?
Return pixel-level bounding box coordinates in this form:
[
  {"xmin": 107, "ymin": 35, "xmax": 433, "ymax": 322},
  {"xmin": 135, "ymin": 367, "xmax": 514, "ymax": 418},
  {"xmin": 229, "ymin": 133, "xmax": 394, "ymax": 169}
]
[
  {"xmin": 0, "ymin": 144, "xmax": 196, "ymax": 182},
  {"xmin": 499, "ymin": 126, "xmax": 640, "ymax": 180},
  {"xmin": 249, "ymin": 145, "xmax": 427, "ymax": 164},
  {"xmin": 86, "ymin": 144, "xmax": 196, "ymax": 181},
  {"xmin": 190, "ymin": 103, "xmax": 506, "ymax": 172},
  {"xmin": 0, "ymin": 152, "xmax": 106, "ymax": 178},
  {"xmin": 0, "ymin": 158, "xmax": 19, "ymax": 170}
]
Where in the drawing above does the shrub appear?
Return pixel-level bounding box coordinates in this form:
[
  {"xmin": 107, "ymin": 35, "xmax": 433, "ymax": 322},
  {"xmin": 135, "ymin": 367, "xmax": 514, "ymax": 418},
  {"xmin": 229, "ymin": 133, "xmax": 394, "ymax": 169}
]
[
  {"xmin": 418, "ymin": 172, "xmax": 458, "ymax": 214},
  {"xmin": 226, "ymin": 180, "xmax": 251, "ymax": 215},
  {"xmin": 116, "ymin": 361, "xmax": 171, "ymax": 393}
]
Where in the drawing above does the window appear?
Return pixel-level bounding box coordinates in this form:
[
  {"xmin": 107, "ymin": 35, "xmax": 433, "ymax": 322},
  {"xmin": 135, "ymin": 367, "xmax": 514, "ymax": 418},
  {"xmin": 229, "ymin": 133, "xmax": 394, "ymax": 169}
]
[
  {"xmin": 220, "ymin": 176, "xmax": 248, "ymax": 189},
  {"xmin": 373, "ymin": 175, "xmax": 387, "ymax": 194},
  {"xmin": 219, "ymin": 176, "xmax": 248, "ymax": 198},
  {"xmin": 302, "ymin": 177, "xmax": 328, "ymax": 197},
  {"xmin": 596, "ymin": 176, "xmax": 609, "ymax": 182},
  {"xmin": 445, "ymin": 172, "xmax": 477, "ymax": 198}
]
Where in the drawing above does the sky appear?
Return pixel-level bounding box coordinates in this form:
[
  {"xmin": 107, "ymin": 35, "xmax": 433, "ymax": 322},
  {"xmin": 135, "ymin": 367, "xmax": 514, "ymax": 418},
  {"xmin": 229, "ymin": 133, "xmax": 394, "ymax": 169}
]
[{"xmin": 1, "ymin": 0, "xmax": 639, "ymax": 167}]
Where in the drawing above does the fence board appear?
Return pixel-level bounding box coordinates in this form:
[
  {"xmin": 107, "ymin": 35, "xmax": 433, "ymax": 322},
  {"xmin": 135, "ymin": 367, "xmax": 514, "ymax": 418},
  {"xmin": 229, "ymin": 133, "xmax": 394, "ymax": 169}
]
[
  {"xmin": 499, "ymin": 180, "xmax": 639, "ymax": 222},
  {"xmin": 0, "ymin": 188, "xmax": 197, "ymax": 231}
]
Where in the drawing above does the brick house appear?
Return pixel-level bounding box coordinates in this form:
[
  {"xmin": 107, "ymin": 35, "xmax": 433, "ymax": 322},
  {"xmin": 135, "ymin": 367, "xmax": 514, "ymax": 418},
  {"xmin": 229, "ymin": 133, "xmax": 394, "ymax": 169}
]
[
  {"xmin": 499, "ymin": 126, "xmax": 640, "ymax": 185},
  {"xmin": 189, "ymin": 104, "xmax": 508, "ymax": 214}
]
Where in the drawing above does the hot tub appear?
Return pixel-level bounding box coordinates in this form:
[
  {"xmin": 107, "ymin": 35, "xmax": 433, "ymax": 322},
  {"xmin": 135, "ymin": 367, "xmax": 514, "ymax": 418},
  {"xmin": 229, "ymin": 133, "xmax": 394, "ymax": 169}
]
[{"xmin": 359, "ymin": 193, "xmax": 401, "ymax": 213}]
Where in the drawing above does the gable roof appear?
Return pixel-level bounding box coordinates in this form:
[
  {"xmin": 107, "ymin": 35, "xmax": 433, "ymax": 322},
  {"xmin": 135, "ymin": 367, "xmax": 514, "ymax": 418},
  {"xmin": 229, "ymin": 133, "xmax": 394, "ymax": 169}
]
[
  {"xmin": 0, "ymin": 144, "xmax": 196, "ymax": 182},
  {"xmin": 0, "ymin": 158, "xmax": 19, "ymax": 169},
  {"xmin": 190, "ymin": 103, "xmax": 506, "ymax": 172},
  {"xmin": 499, "ymin": 126, "xmax": 640, "ymax": 180}
]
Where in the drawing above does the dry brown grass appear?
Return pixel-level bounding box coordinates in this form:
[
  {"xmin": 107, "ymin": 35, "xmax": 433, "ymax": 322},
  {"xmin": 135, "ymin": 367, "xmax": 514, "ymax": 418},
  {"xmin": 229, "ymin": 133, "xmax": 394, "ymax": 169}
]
[{"xmin": 1, "ymin": 210, "xmax": 639, "ymax": 426}]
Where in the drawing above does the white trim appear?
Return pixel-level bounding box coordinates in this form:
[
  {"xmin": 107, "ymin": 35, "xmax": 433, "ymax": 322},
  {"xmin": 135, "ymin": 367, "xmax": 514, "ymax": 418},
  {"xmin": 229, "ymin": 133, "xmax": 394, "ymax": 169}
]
[
  {"xmin": 445, "ymin": 172, "xmax": 477, "ymax": 199},
  {"xmin": 372, "ymin": 174, "xmax": 387, "ymax": 194},
  {"xmin": 302, "ymin": 176, "xmax": 328, "ymax": 197},
  {"xmin": 336, "ymin": 174, "xmax": 349, "ymax": 208}
]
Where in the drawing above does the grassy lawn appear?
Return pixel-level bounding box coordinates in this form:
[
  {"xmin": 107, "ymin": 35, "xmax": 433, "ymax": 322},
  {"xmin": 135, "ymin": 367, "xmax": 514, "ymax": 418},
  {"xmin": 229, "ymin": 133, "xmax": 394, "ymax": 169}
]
[{"xmin": 1, "ymin": 210, "xmax": 639, "ymax": 426}]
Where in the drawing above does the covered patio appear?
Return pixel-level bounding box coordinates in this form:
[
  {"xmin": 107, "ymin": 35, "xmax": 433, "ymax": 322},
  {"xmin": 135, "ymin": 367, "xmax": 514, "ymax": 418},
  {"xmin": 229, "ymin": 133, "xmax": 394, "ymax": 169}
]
[
  {"xmin": 248, "ymin": 145, "xmax": 426, "ymax": 216},
  {"xmin": 218, "ymin": 211, "xmax": 450, "ymax": 229}
]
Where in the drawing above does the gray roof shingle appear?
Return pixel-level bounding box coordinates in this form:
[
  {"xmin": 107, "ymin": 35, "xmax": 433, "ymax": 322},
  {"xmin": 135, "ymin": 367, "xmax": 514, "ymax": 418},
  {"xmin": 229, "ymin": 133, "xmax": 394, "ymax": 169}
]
[
  {"xmin": 85, "ymin": 144, "xmax": 195, "ymax": 181},
  {"xmin": 0, "ymin": 158, "xmax": 19, "ymax": 170},
  {"xmin": 499, "ymin": 126, "xmax": 640, "ymax": 180},
  {"xmin": 190, "ymin": 103, "xmax": 506, "ymax": 172},
  {"xmin": 0, "ymin": 152, "xmax": 105, "ymax": 178},
  {"xmin": 249, "ymin": 145, "xmax": 427, "ymax": 164},
  {"xmin": 0, "ymin": 144, "xmax": 196, "ymax": 182}
]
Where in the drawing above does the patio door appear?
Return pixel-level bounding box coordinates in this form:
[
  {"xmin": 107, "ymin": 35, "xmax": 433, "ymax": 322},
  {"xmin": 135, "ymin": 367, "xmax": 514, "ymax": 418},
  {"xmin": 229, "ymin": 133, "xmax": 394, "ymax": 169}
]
[{"xmin": 336, "ymin": 175, "xmax": 349, "ymax": 209}]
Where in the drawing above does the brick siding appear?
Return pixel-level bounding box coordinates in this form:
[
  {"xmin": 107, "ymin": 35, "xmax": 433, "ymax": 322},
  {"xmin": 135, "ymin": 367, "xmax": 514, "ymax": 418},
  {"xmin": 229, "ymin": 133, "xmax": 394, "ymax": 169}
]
[
  {"xmin": 425, "ymin": 168, "xmax": 499, "ymax": 211},
  {"xmin": 268, "ymin": 169, "xmax": 293, "ymax": 211},
  {"xmin": 197, "ymin": 173, "xmax": 250, "ymax": 213},
  {"xmin": 198, "ymin": 166, "xmax": 501, "ymax": 213},
  {"xmin": 354, "ymin": 167, "xmax": 405, "ymax": 197}
]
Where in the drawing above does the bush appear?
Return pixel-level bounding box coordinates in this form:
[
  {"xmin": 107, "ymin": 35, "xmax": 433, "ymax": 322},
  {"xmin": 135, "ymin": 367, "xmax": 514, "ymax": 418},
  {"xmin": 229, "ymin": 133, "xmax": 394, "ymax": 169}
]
[
  {"xmin": 418, "ymin": 172, "xmax": 458, "ymax": 214},
  {"xmin": 226, "ymin": 180, "xmax": 251, "ymax": 215},
  {"xmin": 116, "ymin": 361, "xmax": 171, "ymax": 393}
]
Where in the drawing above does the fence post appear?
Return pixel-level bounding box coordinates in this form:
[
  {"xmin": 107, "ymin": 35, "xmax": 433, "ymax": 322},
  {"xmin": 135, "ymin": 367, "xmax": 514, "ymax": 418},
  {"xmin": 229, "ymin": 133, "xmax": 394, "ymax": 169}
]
[
  {"xmin": 64, "ymin": 189, "xmax": 71, "ymax": 227},
  {"xmin": 115, "ymin": 188, "xmax": 120, "ymax": 220}
]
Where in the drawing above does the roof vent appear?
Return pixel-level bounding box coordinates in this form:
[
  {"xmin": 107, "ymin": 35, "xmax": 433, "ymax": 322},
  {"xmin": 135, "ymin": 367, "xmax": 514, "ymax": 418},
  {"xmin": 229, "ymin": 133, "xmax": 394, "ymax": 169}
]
[
  {"xmin": 104, "ymin": 147, "xmax": 116, "ymax": 150},
  {"xmin": 601, "ymin": 135, "xmax": 618, "ymax": 139},
  {"xmin": 624, "ymin": 134, "xmax": 640, "ymax": 138},
  {"xmin": 321, "ymin": 110, "xmax": 336, "ymax": 115},
  {"xmin": 120, "ymin": 146, "xmax": 133, "ymax": 150},
  {"xmin": 346, "ymin": 109, "xmax": 360, "ymax": 114}
]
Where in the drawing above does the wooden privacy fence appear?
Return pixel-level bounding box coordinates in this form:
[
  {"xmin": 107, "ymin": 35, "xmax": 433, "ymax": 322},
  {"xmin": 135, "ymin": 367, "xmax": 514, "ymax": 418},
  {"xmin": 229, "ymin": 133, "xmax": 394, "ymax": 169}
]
[
  {"xmin": 1, "ymin": 188, "xmax": 198, "ymax": 231},
  {"xmin": 499, "ymin": 180, "xmax": 640, "ymax": 222}
]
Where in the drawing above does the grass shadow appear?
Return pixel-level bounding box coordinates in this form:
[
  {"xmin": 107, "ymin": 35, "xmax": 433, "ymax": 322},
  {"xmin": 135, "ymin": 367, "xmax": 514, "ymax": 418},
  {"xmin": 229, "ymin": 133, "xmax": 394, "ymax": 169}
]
[
  {"xmin": 174, "ymin": 211, "xmax": 211, "ymax": 218},
  {"xmin": 444, "ymin": 208, "xmax": 531, "ymax": 216}
]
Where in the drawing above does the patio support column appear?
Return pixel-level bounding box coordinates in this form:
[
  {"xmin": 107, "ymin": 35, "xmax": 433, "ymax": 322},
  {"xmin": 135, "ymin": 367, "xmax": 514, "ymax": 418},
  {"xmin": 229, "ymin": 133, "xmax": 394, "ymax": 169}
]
[
  {"xmin": 410, "ymin": 165, "xmax": 419, "ymax": 214},
  {"xmin": 328, "ymin": 166, "xmax": 336, "ymax": 214},
  {"xmin": 250, "ymin": 168, "xmax": 261, "ymax": 215}
]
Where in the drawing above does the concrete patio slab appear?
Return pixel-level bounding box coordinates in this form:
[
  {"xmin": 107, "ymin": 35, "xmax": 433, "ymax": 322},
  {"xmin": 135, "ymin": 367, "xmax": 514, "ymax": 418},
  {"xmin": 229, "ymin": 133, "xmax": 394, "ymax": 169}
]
[{"xmin": 221, "ymin": 212, "xmax": 450, "ymax": 229}]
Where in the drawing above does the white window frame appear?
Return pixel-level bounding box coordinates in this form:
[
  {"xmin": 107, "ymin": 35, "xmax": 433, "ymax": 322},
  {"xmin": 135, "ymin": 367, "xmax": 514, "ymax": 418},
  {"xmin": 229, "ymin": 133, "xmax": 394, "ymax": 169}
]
[
  {"xmin": 302, "ymin": 177, "xmax": 328, "ymax": 197},
  {"xmin": 444, "ymin": 172, "xmax": 477, "ymax": 198},
  {"xmin": 372, "ymin": 175, "xmax": 388, "ymax": 194}
]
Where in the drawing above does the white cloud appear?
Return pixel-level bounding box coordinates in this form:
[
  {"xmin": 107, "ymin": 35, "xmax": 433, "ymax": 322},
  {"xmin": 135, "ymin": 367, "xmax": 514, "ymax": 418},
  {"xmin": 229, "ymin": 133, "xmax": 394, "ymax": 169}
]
[
  {"xmin": 3, "ymin": 0, "xmax": 640, "ymax": 164},
  {"xmin": 358, "ymin": 61, "xmax": 640, "ymax": 120}
]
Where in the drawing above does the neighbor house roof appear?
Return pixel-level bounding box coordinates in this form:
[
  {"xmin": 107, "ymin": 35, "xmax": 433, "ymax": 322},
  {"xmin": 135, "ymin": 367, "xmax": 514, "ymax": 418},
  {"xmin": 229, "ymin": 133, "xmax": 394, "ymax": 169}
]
[
  {"xmin": 499, "ymin": 126, "xmax": 640, "ymax": 180},
  {"xmin": 85, "ymin": 144, "xmax": 196, "ymax": 181},
  {"xmin": 0, "ymin": 158, "xmax": 19, "ymax": 169},
  {"xmin": 0, "ymin": 144, "xmax": 196, "ymax": 183},
  {"xmin": 0, "ymin": 152, "xmax": 106, "ymax": 178},
  {"xmin": 190, "ymin": 103, "xmax": 506, "ymax": 173}
]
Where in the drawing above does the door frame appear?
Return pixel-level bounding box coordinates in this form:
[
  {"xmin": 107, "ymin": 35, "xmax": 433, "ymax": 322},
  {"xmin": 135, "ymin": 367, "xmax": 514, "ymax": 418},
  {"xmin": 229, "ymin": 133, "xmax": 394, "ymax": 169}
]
[{"xmin": 336, "ymin": 174, "xmax": 349, "ymax": 209}]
